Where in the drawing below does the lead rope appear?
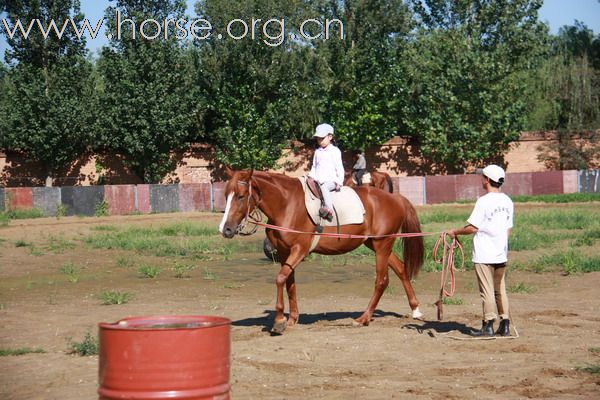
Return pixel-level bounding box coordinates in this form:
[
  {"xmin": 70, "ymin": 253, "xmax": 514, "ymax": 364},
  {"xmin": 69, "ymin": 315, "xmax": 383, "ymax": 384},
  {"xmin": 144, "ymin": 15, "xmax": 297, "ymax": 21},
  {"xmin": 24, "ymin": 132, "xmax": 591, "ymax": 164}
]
[{"xmin": 432, "ymin": 232, "xmax": 464, "ymax": 321}]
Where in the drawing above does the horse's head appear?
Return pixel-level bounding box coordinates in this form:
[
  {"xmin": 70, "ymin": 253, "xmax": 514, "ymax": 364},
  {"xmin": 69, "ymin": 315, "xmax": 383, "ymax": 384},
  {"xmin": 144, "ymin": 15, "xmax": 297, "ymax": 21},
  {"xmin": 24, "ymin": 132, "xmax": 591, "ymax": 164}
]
[{"xmin": 218, "ymin": 168, "xmax": 260, "ymax": 238}]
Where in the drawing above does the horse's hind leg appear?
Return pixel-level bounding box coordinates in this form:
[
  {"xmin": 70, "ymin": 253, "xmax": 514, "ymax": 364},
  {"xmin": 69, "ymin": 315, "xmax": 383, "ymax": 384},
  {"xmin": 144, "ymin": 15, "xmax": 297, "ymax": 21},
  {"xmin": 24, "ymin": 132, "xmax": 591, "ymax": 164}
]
[
  {"xmin": 354, "ymin": 240, "xmax": 392, "ymax": 326},
  {"xmin": 388, "ymin": 252, "xmax": 423, "ymax": 320}
]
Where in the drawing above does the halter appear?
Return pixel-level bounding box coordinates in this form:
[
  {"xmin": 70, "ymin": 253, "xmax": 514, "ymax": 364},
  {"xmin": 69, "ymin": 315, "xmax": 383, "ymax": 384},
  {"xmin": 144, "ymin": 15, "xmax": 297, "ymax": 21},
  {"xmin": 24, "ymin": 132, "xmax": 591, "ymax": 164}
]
[{"xmin": 235, "ymin": 179, "xmax": 262, "ymax": 236}]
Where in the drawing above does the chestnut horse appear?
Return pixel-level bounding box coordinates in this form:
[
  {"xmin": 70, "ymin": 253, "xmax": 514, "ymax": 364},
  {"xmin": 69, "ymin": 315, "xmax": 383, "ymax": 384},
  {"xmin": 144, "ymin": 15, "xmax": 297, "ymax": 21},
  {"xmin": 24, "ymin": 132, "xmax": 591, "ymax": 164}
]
[
  {"xmin": 344, "ymin": 170, "xmax": 394, "ymax": 193},
  {"xmin": 219, "ymin": 169, "xmax": 424, "ymax": 334}
]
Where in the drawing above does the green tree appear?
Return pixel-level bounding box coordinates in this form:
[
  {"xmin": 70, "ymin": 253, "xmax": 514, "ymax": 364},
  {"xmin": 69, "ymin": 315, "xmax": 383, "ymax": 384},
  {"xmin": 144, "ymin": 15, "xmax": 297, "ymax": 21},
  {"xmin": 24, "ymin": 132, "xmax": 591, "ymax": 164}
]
[
  {"xmin": 529, "ymin": 22, "xmax": 600, "ymax": 169},
  {"xmin": 193, "ymin": 0, "xmax": 324, "ymax": 169},
  {"xmin": 403, "ymin": 0, "xmax": 547, "ymax": 171},
  {"xmin": 96, "ymin": 0, "xmax": 198, "ymax": 183},
  {"xmin": 318, "ymin": 0, "xmax": 413, "ymax": 151},
  {"xmin": 0, "ymin": 0, "xmax": 95, "ymax": 186}
]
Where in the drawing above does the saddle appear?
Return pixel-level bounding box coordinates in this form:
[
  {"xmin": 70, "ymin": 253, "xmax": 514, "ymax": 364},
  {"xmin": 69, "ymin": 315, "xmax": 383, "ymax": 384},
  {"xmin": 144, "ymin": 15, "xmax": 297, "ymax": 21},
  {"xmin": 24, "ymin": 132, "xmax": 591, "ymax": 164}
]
[
  {"xmin": 299, "ymin": 176, "xmax": 365, "ymax": 227},
  {"xmin": 351, "ymin": 172, "xmax": 372, "ymax": 185}
]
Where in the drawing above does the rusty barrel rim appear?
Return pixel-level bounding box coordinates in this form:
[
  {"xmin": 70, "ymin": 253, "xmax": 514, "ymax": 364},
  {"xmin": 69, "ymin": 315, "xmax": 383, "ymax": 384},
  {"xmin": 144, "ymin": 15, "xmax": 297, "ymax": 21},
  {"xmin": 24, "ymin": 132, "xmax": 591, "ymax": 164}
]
[{"xmin": 98, "ymin": 315, "xmax": 231, "ymax": 330}]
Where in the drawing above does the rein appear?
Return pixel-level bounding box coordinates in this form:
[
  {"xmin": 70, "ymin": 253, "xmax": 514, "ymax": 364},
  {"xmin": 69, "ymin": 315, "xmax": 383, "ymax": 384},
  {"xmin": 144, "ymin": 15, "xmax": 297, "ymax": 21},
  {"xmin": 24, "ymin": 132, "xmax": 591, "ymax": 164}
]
[{"xmin": 432, "ymin": 232, "xmax": 465, "ymax": 321}]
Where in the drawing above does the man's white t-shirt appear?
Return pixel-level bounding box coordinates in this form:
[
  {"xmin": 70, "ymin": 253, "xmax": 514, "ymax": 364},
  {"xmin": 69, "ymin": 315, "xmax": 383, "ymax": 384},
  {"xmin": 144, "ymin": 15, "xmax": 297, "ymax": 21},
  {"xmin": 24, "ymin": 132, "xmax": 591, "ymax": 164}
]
[
  {"xmin": 308, "ymin": 144, "xmax": 345, "ymax": 186},
  {"xmin": 467, "ymin": 192, "xmax": 514, "ymax": 264}
]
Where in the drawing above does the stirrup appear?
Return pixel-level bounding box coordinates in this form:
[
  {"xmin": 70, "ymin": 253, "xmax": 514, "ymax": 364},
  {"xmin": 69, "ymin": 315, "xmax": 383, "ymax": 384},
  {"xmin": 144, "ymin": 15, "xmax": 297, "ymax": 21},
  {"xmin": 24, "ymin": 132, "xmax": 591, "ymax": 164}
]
[{"xmin": 318, "ymin": 207, "xmax": 333, "ymax": 221}]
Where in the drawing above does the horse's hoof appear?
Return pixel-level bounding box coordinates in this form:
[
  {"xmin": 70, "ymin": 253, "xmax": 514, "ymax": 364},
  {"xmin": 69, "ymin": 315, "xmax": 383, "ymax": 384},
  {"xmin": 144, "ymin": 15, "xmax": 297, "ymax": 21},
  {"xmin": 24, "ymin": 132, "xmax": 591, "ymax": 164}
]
[
  {"xmin": 271, "ymin": 320, "xmax": 287, "ymax": 335},
  {"xmin": 351, "ymin": 318, "xmax": 369, "ymax": 327},
  {"xmin": 412, "ymin": 308, "xmax": 424, "ymax": 320}
]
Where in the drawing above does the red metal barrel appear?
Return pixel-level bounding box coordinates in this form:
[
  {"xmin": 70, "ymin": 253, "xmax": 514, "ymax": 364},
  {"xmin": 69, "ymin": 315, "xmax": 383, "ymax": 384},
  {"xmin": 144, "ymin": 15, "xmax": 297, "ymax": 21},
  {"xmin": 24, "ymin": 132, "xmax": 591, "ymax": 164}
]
[{"xmin": 98, "ymin": 315, "xmax": 231, "ymax": 400}]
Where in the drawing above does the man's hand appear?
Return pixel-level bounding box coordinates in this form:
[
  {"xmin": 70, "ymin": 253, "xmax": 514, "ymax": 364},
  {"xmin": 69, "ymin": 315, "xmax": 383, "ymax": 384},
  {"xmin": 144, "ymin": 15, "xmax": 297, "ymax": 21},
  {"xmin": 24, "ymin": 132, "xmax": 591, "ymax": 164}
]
[{"xmin": 446, "ymin": 229, "xmax": 456, "ymax": 238}]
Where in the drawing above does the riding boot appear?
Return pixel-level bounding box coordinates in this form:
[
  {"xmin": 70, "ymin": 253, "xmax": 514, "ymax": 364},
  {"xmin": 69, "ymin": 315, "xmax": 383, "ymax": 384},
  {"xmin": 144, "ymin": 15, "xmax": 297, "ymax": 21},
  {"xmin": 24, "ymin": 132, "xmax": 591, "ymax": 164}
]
[
  {"xmin": 495, "ymin": 319, "xmax": 510, "ymax": 336},
  {"xmin": 470, "ymin": 320, "xmax": 495, "ymax": 337}
]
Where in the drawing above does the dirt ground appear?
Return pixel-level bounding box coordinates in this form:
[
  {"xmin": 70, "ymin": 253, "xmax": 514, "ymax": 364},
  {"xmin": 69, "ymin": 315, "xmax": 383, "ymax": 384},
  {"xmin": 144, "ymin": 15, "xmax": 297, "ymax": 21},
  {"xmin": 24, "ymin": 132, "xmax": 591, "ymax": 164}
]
[{"xmin": 0, "ymin": 212, "xmax": 599, "ymax": 399}]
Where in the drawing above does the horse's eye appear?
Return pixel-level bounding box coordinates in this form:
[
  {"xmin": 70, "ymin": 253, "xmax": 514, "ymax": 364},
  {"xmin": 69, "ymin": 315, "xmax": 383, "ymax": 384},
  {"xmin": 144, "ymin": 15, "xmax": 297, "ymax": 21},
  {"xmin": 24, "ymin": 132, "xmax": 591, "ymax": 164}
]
[{"xmin": 236, "ymin": 195, "xmax": 245, "ymax": 201}]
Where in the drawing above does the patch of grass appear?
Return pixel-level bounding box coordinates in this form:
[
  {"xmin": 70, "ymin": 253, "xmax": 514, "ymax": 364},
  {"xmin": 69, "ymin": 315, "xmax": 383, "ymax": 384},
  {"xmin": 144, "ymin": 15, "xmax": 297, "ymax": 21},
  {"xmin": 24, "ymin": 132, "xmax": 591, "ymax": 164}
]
[
  {"xmin": 384, "ymin": 285, "xmax": 396, "ymax": 295},
  {"xmin": 419, "ymin": 209, "xmax": 470, "ymax": 224},
  {"xmin": 95, "ymin": 201, "xmax": 110, "ymax": 217},
  {"xmin": 0, "ymin": 347, "xmax": 46, "ymax": 356},
  {"xmin": 576, "ymin": 364, "xmax": 600, "ymax": 375},
  {"xmin": 99, "ymin": 290, "xmax": 133, "ymax": 305},
  {"xmin": 14, "ymin": 239, "xmax": 31, "ymax": 247},
  {"xmin": 28, "ymin": 246, "xmax": 44, "ymax": 256},
  {"xmin": 589, "ymin": 347, "xmax": 600, "ymax": 355},
  {"xmin": 46, "ymin": 235, "xmax": 75, "ymax": 253},
  {"xmin": 68, "ymin": 332, "xmax": 98, "ymax": 356},
  {"xmin": 1, "ymin": 208, "xmax": 45, "ymax": 220},
  {"xmin": 172, "ymin": 261, "xmax": 196, "ymax": 278},
  {"xmin": 223, "ymin": 283, "xmax": 243, "ymax": 289},
  {"xmin": 511, "ymin": 193, "xmax": 600, "ymax": 203},
  {"xmin": 115, "ymin": 256, "xmax": 135, "ymax": 268},
  {"xmin": 55, "ymin": 204, "xmax": 67, "ymax": 219},
  {"xmin": 531, "ymin": 249, "xmax": 600, "ymax": 274},
  {"xmin": 93, "ymin": 225, "xmax": 118, "ymax": 231},
  {"xmin": 203, "ymin": 267, "xmax": 218, "ymax": 281},
  {"xmin": 508, "ymin": 282, "xmax": 536, "ymax": 294},
  {"xmin": 442, "ymin": 297, "xmax": 464, "ymax": 305},
  {"xmin": 138, "ymin": 264, "xmax": 160, "ymax": 278},
  {"xmin": 59, "ymin": 262, "xmax": 81, "ymax": 283},
  {"xmin": 85, "ymin": 223, "xmax": 230, "ymax": 258}
]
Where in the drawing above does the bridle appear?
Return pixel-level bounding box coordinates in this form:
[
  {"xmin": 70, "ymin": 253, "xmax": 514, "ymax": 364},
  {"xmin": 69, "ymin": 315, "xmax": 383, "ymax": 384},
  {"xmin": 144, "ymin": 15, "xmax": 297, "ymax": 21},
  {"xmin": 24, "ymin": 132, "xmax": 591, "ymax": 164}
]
[{"xmin": 234, "ymin": 179, "xmax": 262, "ymax": 236}]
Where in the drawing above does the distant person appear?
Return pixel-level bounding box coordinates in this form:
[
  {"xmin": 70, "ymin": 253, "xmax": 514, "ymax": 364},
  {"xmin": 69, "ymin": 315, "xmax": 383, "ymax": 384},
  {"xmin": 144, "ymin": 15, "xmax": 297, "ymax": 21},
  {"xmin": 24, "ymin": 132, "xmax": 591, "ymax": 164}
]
[
  {"xmin": 352, "ymin": 150, "xmax": 367, "ymax": 186},
  {"xmin": 308, "ymin": 123, "xmax": 345, "ymax": 222},
  {"xmin": 446, "ymin": 165, "xmax": 514, "ymax": 337}
]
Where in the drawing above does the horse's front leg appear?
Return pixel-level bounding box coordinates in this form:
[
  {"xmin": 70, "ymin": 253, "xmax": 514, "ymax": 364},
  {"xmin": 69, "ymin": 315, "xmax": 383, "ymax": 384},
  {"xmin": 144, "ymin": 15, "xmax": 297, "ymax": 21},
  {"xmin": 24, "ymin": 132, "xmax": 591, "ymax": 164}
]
[
  {"xmin": 273, "ymin": 247, "xmax": 304, "ymax": 335},
  {"xmin": 286, "ymin": 271, "xmax": 299, "ymax": 326}
]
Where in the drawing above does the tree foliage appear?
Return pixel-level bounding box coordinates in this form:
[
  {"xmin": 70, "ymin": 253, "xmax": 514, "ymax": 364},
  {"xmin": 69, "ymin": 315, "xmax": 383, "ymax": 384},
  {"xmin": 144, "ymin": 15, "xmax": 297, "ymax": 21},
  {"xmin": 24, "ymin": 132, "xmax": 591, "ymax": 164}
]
[
  {"xmin": 0, "ymin": 0, "xmax": 95, "ymax": 185},
  {"xmin": 403, "ymin": 0, "xmax": 548, "ymax": 171},
  {"xmin": 193, "ymin": 0, "xmax": 324, "ymax": 169},
  {"xmin": 96, "ymin": 0, "xmax": 199, "ymax": 183}
]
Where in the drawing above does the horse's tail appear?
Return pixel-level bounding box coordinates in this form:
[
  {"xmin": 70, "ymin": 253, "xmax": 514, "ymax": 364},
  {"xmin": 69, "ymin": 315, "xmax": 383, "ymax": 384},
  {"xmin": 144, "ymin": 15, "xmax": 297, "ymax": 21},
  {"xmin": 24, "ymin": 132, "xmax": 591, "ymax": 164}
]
[
  {"xmin": 401, "ymin": 198, "xmax": 424, "ymax": 280},
  {"xmin": 385, "ymin": 173, "xmax": 394, "ymax": 193}
]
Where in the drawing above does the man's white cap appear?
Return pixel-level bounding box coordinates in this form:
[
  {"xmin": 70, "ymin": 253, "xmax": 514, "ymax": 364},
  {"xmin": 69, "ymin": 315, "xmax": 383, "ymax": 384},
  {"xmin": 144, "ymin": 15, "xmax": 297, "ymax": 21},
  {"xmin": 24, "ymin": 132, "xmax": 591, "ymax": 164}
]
[
  {"xmin": 314, "ymin": 123, "xmax": 334, "ymax": 138},
  {"xmin": 482, "ymin": 164, "xmax": 505, "ymax": 183}
]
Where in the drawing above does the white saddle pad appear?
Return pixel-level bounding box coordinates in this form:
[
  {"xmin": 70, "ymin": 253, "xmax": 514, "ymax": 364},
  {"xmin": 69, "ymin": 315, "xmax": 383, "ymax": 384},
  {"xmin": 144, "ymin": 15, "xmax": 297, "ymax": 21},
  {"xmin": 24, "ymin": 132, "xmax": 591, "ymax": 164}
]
[
  {"xmin": 298, "ymin": 177, "xmax": 365, "ymax": 226},
  {"xmin": 352, "ymin": 172, "xmax": 372, "ymax": 185}
]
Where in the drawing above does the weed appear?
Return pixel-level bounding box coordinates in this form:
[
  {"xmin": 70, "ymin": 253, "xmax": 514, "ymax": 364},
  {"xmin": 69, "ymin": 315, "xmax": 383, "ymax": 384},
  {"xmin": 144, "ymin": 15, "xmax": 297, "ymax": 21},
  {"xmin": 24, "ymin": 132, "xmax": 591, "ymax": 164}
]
[
  {"xmin": 115, "ymin": 256, "xmax": 135, "ymax": 268},
  {"xmin": 15, "ymin": 239, "xmax": 31, "ymax": 247},
  {"xmin": 0, "ymin": 347, "xmax": 45, "ymax": 356},
  {"xmin": 99, "ymin": 290, "xmax": 133, "ymax": 305},
  {"xmin": 68, "ymin": 332, "xmax": 98, "ymax": 356},
  {"xmin": 138, "ymin": 264, "xmax": 160, "ymax": 278},
  {"xmin": 223, "ymin": 283, "xmax": 243, "ymax": 289},
  {"xmin": 172, "ymin": 261, "xmax": 196, "ymax": 278},
  {"xmin": 508, "ymin": 282, "xmax": 536, "ymax": 294},
  {"xmin": 55, "ymin": 204, "xmax": 67, "ymax": 219},
  {"xmin": 59, "ymin": 262, "xmax": 80, "ymax": 283},
  {"xmin": 95, "ymin": 201, "xmax": 110, "ymax": 217},
  {"xmin": 47, "ymin": 235, "xmax": 75, "ymax": 254},
  {"xmin": 575, "ymin": 364, "xmax": 600, "ymax": 375},
  {"xmin": 589, "ymin": 347, "xmax": 600, "ymax": 354},
  {"xmin": 384, "ymin": 285, "xmax": 396, "ymax": 295},
  {"xmin": 28, "ymin": 246, "xmax": 44, "ymax": 256},
  {"xmin": 442, "ymin": 297, "xmax": 464, "ymax": 305},
  {"xmin": 203, "ymin": 267, "xmax": 218, "ymax": 281}
]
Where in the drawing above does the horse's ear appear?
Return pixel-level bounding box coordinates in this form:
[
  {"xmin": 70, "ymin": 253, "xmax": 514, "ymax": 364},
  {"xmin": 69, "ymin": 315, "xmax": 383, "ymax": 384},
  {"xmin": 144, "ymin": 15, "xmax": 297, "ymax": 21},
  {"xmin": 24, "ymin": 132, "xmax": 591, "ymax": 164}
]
[
  {"xmin": 225, "ymin": 166, "xmax": 234, "ymax": 178},
  {"xmin": 240, "ymin": 169, "xmax": 253, "ymax": 181}
]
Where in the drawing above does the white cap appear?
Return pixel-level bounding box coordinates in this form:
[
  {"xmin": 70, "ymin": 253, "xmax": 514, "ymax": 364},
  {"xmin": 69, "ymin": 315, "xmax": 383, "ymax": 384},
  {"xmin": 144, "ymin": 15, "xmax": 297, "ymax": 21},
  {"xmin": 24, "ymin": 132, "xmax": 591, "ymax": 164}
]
[
  {"xmin": 482, "ymin": 164, "xmax": 505, "ymax": 183},
  {"xmin": 314, "ymin": 123, "xmax": 334, "ymax": 138}
]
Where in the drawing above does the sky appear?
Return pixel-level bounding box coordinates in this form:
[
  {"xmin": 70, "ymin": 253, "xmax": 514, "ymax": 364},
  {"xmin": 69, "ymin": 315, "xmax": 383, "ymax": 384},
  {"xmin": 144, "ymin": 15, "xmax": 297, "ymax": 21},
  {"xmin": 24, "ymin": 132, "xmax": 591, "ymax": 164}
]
[{"xmin": 0, "ymin": 0, "xmax": 599, "ymax": 58}]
